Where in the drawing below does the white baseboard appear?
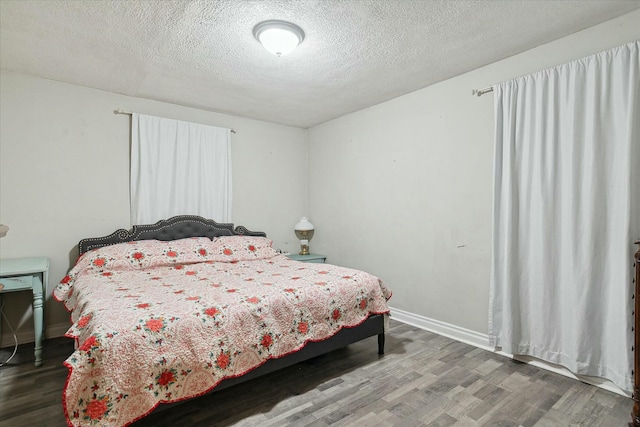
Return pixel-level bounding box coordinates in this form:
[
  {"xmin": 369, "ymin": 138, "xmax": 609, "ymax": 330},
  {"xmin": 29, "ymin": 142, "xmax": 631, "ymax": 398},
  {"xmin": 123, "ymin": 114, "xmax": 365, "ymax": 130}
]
[
  {"xmin": 0, "ymin": 322, "xmax": 69, "ymax": 349},
  {"xmin": 390, "ymin": 307, "xmax": 494, "ymax": 351},
  {"xmin": 389, "ymin": 306, "xmax": 630, "ymax": 398}
]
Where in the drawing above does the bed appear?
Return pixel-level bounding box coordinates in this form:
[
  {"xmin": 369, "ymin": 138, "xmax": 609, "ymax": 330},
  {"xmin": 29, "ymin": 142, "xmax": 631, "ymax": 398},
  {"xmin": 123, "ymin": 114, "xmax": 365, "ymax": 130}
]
[{"xmin": 53, "ymin": 215, "xmax": 391, "ymax": 427}]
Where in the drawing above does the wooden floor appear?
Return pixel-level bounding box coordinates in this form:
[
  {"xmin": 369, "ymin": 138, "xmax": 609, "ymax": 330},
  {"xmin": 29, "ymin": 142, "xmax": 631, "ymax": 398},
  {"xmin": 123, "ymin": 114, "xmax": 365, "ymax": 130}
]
[{"xmin": 0, "ymin": 320, "xmax": 632, "ymax": 426}]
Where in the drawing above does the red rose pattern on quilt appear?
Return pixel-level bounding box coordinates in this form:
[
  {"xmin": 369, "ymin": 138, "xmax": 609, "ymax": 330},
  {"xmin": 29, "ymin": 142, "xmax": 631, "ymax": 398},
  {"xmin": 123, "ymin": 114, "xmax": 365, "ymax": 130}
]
[
  {"xmin": 54, "ymin": 239, "xmax": 391, "ymax": 427},
  {"xmin": 209, "ymin": 235, "xmax": 279, "ymax": 261}
]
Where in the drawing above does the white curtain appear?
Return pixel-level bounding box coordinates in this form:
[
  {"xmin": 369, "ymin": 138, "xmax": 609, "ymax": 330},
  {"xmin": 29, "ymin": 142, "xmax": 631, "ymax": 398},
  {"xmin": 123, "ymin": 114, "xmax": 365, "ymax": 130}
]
[
  {"xmin": 130, "ymin": 114, "xmax": 232, "ymax": 225},
  {"xmin": 489, "ymin": 41, "xmax": 640, "ymax": 393}
]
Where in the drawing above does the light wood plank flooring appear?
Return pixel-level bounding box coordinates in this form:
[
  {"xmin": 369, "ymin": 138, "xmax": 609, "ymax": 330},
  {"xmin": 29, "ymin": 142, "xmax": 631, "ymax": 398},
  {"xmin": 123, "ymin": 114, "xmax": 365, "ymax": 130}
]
[{"xmin": 0, "ymin": 320, "xmax": 632, "ymax": 426}]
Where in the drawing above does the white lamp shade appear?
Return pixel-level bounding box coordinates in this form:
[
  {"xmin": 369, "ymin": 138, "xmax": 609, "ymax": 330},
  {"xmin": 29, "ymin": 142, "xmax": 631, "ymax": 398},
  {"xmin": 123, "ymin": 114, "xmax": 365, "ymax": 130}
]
[
  {"xmin": 253, "ymin": 20, "xmax": 305, "ymax": 57},
  {"xmin": 294, "ymin": 217, "xmax": 314, "ymax": 231}
]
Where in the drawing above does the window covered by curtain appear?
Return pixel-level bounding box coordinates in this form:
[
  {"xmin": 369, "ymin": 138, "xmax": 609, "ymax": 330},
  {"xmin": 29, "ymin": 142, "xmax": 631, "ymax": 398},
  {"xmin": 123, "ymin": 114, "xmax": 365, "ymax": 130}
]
[
  {"xmin": 489, "ymin": 41, "xmax": 639, "ymax": 393},
  {"xmin": 130, "ymin": 114, "xmax": 232, "ymax": 225}
]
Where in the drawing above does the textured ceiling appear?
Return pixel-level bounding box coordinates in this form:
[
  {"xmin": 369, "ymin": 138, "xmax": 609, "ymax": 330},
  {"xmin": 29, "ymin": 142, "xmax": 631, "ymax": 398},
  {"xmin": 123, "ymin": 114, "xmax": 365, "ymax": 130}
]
[{"xmin": 1, "ymin": 0, "xmax": 639, "ymax": 128}]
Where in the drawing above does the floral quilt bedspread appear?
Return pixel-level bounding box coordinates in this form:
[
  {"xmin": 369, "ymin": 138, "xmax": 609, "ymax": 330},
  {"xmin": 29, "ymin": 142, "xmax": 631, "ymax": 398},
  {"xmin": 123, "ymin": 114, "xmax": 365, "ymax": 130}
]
[{"xmin": 54, "ymin": 236, "xmax": 391, "ymax": 426}]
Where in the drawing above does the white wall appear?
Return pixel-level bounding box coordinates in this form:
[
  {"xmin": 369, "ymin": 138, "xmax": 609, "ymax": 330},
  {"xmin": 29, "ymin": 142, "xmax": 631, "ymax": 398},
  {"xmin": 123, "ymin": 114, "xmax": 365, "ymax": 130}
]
[
  {"xmin": 0, "ymin": 71, "xmax": 307, "ymax": 345},
  {"xmin": 2, "ymin": 10, "xmax": 639, "ymax": 348},
  {"xmin": 308, "ymin": 11, "xmax": 640, "ymax": 334}
]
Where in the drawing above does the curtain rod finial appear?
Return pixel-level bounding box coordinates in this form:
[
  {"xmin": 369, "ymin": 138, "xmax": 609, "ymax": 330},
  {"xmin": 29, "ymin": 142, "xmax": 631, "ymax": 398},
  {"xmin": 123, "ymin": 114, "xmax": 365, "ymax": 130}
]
[{"xmin": 471, "ymin": 86, "xmax": 494, "ymax": 97}]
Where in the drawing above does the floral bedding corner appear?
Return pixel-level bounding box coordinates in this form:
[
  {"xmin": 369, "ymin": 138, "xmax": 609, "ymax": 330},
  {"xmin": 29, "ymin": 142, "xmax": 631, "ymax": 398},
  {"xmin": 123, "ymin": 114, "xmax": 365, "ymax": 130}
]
[{"xmin": 54, "ymin": 236, "xmax": 391, "ymax": 426}]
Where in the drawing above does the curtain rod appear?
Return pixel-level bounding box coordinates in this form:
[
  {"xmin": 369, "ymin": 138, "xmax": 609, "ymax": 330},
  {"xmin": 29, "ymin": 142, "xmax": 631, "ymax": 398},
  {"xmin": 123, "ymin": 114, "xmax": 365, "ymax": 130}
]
[
  {"xmin": 472, "ymin": 86, "xmax": 494, "ymax": 97},
  {"xmin": 114, "ymin": 109, "xmax": 237, "ymax": 133}
]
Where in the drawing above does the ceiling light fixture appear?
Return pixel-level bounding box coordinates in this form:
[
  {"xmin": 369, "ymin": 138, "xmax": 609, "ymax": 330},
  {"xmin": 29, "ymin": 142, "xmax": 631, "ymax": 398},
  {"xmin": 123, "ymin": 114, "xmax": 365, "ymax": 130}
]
[{"xmin": 253, "ymin": 20, "xmax": 305, "ymax": 57}]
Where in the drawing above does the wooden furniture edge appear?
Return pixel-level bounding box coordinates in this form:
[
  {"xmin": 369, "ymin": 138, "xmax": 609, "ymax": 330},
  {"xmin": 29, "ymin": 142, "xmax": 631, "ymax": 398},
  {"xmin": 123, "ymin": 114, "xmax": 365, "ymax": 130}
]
[
  {"xmin": 0, "ymin": 257, "xmax": 49, "ymax": 366},
  {"xmin": 631, "ymin": 241, "xmax": 640, "ymax": 427}
]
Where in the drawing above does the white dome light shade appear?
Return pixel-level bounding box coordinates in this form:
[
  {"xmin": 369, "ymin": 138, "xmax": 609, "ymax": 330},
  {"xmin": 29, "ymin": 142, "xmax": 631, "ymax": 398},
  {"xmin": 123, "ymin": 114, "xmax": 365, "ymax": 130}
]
[
  {"xmin": 258, "ymin": 28, "xmax": 299, "ymax": 56},
  {"xmin": 253, "ymin": 20, "xmax": 305, "ymax": 57}
]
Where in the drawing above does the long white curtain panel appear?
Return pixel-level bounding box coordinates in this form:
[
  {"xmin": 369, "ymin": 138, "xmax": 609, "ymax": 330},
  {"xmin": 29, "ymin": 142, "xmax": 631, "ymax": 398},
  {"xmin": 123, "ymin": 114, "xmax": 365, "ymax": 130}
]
[
  {"xmin": 489, "ymin": 41, "xmax": 640, "ymax": 393},
  {"xmin": 130, "ymin": 114, "xmax": 232, "ymax": 225}
]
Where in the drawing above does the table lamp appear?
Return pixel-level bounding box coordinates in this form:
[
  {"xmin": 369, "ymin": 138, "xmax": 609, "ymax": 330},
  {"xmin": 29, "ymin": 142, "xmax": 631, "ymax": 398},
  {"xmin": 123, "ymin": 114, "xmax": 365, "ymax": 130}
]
[{"xmin": 294, "ymin": 217, "xmax": 314, "ymax": 255}]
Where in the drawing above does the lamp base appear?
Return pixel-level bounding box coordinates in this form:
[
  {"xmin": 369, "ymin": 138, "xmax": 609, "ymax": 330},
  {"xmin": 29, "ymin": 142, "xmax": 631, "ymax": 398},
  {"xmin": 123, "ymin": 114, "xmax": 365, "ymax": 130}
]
[{"xmin": 299, "ymin": 244, "xmax": 309, "ymax": 255}]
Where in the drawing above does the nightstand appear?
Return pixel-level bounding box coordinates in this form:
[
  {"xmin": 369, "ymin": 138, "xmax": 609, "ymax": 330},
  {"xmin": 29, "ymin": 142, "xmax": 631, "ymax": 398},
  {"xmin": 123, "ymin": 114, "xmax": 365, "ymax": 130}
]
[
  {"xmin": 286, "ymin": 253, "xmax": 326, "ymax": 263},
  {"xmin": 0, "ymin": 257, "xmax": 49, "ymax": 366}
]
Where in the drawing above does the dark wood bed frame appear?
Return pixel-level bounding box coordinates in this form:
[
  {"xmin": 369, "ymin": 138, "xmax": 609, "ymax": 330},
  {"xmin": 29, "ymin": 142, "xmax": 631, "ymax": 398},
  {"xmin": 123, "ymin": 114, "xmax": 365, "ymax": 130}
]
[{"xmin": 77, "ymin": 215, "xmax": 386, "ymax": 395}]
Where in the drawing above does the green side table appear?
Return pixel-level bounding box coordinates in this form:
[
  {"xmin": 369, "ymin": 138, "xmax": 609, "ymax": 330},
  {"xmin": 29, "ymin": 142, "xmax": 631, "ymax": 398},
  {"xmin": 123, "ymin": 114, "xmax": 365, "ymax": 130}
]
[
  {"xmin": 286, "ymin": 253, "xmax": 327, "ymax": 263},
  {"xmin": 0, "ymin": 257, "xmax": 49, "ymax": 366}
]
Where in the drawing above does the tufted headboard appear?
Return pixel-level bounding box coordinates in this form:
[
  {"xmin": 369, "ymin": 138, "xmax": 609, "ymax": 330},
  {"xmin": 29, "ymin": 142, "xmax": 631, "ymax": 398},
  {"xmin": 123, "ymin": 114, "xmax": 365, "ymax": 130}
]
[{"xmin": 78, "ymin": 215, "xmax": 267, "ymax": 255}]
